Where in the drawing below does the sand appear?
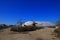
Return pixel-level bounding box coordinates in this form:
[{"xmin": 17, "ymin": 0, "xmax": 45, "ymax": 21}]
[{"xmin": 0, "ymin": 28, "xmax": 59, "ymax": 40}]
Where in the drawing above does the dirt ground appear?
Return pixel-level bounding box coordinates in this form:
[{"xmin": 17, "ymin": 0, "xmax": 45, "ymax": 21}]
[{"xmin": 0, "ymin": 28, "xmax": 60, "ymax": 40}]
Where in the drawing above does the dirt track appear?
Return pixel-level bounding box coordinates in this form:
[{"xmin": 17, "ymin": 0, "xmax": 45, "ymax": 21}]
[{"xmin": 0, "ymin": 28, "xmax": 59, "ymax": 40}]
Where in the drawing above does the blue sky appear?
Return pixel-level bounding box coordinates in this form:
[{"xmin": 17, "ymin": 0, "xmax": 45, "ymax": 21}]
[{"xmin": 0, "ymin": 0, "xmax": 60, "ymax": 25}]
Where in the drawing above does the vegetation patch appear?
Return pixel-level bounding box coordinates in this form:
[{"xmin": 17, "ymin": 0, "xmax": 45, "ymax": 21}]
[
  {"xmin": 54, "ymin": 28, "xmax": 60, "ymax": 38},
  {"xmin": 10, "ymin": 26, "xmax": 44, "ymax": 32},
  {"xmin": 48, "ymin": 26, "xmax": 56, "ymax": 28}
]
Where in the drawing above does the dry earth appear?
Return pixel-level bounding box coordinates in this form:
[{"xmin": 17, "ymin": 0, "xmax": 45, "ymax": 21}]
[{"xmin": 0, "ymin": 28, "xmax": 60, "ymax": 40}]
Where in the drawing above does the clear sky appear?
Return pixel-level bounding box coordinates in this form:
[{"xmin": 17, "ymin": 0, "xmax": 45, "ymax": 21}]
[{"xmin": 0, "ymin": 0, "xmax": 60, "ymax": 25}]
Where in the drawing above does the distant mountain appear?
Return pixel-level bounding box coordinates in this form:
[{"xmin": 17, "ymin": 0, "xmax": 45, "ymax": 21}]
[
  {"xmin": 0, "ymin": 24, "xmax": 9, "ymax": 30},
  {"xmin": 22, "ymin": 21, "xmax": 55, "ymax": 27}
]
